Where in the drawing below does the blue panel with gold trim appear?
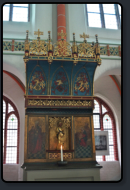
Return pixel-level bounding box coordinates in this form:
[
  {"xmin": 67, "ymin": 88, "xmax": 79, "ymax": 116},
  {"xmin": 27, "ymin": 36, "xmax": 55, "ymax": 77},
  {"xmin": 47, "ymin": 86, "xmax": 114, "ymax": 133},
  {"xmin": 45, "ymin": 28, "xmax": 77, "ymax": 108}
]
[
  {"xmin": 26, "ymin": 60, "xmax": 97, "ymax": 96},
  {"xmin": 51, "ymin": 67, "xmax": 69, "ymax": 95},
  {"xmin": 28, "ymin": 65, "xmax": 47, "ymax": 95},
  {"xmin": 73, "ymin": 68, "xmax": 91, "ymax": 96}
]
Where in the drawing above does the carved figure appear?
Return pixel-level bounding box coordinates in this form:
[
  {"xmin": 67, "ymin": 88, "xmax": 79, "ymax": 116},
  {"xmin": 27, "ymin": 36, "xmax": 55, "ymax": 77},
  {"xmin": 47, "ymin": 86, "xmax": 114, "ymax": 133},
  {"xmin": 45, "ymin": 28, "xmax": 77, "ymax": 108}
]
[{"xmin": 56, "ymin": 121, "xmax": 64, "ymax": 150}]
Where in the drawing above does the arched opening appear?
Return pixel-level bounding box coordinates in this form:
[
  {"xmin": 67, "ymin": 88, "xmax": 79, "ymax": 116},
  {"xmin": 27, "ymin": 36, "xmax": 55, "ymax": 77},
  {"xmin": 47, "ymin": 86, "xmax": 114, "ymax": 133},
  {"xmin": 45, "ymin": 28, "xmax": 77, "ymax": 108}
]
[
  {"xmin": 93, "ymin": 97, "xmax": 118, "ymax": 162},
  {"xmin": 3, "ymin": 96, "xmax": 20, "ymax": 164}
]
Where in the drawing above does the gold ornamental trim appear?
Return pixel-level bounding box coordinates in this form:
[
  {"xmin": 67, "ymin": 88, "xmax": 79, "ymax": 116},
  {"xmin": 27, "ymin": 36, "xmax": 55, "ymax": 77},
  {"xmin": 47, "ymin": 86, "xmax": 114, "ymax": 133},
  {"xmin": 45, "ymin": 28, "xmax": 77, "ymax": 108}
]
[
  {"xmin": 27, "ymin": 99, "xmax": 92, "ymax": 107},
  {"xmin": 49, "ymin": 116, "xmax": 71, "ymax": 128},
  {"xmin": 53, "ymin": 40, "xmax": 72, "ymax": 57},
  {"xmin": 34, "ymin": 29, "xmax": 43, "ymax": 37},
  {"xmin": 30, "ymin": 40, "xmax": 48, "ymax": 55},
  {"xmin": 49, "ymin": 153, "xmax": 72, "ymax": 159},
  {"xmin": 23, "ymin": 30, "xmax": 101, "ymax": 65}
]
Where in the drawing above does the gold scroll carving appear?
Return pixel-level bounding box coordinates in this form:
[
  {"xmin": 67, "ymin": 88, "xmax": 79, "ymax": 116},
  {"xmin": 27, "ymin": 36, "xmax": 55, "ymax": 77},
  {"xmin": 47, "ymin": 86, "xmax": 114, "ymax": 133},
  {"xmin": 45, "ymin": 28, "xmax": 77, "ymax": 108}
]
[{"xmin": 28, "ymin": 99, "xmax": 92, "ymax": 107}]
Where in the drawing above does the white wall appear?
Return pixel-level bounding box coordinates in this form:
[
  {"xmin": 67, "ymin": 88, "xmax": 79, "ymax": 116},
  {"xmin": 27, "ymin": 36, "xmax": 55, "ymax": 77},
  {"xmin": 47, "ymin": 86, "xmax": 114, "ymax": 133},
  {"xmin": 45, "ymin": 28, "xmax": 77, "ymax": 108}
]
[
  {"xmin": 3, "ymin": 55, "xmax": 25, "ymax": 84},
  {"xmin": 94, "ymin": 58, "xmax": 121, "ymax": 81},
  {"xmin": 68, "ymin": 4, "xmax": 87, "ymax": 42},
  {"xmin": 34, "ymin": 4, "xmax": 52, "ymax": 40},
  {"xmin": 99, "ymin": 161, "xmax": 121, "ymax": 181},
  {"xmin": 3, "ymin": 164, "xmax": 19, "ymax": 181}
]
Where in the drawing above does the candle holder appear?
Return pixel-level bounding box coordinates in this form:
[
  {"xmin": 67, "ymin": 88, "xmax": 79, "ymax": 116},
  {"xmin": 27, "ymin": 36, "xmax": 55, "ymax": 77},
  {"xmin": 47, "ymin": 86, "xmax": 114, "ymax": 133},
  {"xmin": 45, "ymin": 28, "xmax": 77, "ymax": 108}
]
[{"xmin": 57, "ymin": 161, "xmax": 68, "ymax": 166}]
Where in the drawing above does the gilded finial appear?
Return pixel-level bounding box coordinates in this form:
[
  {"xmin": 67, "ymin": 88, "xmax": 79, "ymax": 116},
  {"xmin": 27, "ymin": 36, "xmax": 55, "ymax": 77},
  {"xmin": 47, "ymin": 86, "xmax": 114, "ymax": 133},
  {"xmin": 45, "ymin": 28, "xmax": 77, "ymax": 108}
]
[
  {"xmin": 34, "ymin": 29, "xmax": 43, "ymax": 39},
  {"xmin": 72, "ymin": 32, "xmax": 78, "ymax": 55},
  {"xmin": 80, "ymin": 32, "xmax": 89, "ymax": 42},
  {"xmin": 47, "ymin": 31, "xmax": 53, "ymax": 53},
  {"xmin": 58, "ymin": 30, "xmax": 67, "ymax": 41},
  {"xmin": 92, "ymin": 42, "xmax": 95, "ymax": 47},
  {"xmin": 26, "ymin": 30, "xmax": 29, "ymax": 41},
  {"xmin": 95, "ymin": 34, "xmax": 98, "ymax": 43},
  {"xmin": 48, "ymin": 31, "xmax": 51, "ymax": 41},
  {"xmin": 73, "ymin": 33, "xmax": 75, "ymax": 42}
]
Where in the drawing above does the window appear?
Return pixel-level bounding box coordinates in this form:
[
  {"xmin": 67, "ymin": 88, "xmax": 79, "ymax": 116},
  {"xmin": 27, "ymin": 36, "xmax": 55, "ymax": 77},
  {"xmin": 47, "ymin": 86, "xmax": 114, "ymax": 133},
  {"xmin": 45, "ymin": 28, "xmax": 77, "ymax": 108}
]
[
  {"xmin": 3, "ymin": 96, "xmax": 20, "ymax": 164},
  {"xmin": 87, "ymin": 4, "xmax": 101, "ymax": 28},
  {"xmin": 3, "ymin": 4, "xmax": 30, "ymax": 22},
  {"xmin": 118, "ymin": 4, "xmax": 121, "ymax": 19},
  {"xmin": 86, "ymin": 4, "xmax": 121, "ymax": 29},
  {"xmin": 93, "ymin": 97, "xmax": 118, "ymax": 162}
]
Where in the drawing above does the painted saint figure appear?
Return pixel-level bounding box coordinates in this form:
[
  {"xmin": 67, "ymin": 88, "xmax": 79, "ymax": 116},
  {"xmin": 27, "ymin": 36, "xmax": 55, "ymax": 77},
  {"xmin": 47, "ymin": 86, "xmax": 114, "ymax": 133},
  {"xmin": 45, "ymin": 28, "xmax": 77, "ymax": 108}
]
[
  {"xmin": 75, "ymin": 122, "xmax": 91, "ymax": 148},
  {"xmin": 79, "ymin": 128, "xmax": 88, "ymax": 147},
  {"xmin": 28, "ymin": 121, "xmax": 44, "ymax": 154}
]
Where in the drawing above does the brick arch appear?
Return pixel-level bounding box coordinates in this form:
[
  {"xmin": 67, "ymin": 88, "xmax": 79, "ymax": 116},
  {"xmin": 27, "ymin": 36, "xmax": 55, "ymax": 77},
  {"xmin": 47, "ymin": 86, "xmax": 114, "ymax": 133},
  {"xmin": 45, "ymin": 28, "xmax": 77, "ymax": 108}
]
[
  {"xmin": 94, "ymin": 97, "xmax": 118, "ymax": 161},
  {"xmin": 3, "ymin": 95, "xmax": 20, "ymax": 164}
]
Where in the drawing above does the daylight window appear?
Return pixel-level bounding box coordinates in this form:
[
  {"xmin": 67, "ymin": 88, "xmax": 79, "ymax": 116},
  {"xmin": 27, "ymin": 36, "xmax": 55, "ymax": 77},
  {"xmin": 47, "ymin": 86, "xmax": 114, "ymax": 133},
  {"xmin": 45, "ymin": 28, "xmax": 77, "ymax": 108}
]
[
  {"xmin": 103, "ymin": 4, "xmax": 117, "ymax": 29},
  {"xmin": 118, "ymin": 4, "xmax": 121, "ymax": 24},
  {"xmin": 87, "ymin": 4, "xmax": 101, "ymax": 28},
  {"xmin": 3, "ymin": 4, "xmax": 30, "ymax": 22},
  {"xmin": 86, "ymin": 4, "xmax": 121, "ymax": 29}
]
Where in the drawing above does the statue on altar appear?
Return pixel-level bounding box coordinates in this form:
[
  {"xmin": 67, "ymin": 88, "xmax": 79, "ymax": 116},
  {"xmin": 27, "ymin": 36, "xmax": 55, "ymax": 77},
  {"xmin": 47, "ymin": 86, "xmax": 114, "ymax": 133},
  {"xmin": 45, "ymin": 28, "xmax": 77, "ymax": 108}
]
[{"xmin": 56, "ymin": 120, "xmax": 64, "ymax": 150}]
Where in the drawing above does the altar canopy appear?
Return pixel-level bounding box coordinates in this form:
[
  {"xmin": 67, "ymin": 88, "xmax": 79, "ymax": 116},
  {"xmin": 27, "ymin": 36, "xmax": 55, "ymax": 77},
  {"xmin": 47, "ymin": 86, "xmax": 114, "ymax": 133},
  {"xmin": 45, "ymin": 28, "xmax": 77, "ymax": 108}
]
[{"xmin": 22, "ymin": 29, "xmax": 102, "ymax": 166}]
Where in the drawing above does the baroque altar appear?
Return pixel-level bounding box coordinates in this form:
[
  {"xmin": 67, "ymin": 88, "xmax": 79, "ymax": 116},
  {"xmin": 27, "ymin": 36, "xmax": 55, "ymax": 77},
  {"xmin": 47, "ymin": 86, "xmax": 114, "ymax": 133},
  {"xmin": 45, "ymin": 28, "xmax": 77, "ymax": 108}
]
[{"xmin": 21, "ymin": 29, "xmax": 102, "ymax": 181}]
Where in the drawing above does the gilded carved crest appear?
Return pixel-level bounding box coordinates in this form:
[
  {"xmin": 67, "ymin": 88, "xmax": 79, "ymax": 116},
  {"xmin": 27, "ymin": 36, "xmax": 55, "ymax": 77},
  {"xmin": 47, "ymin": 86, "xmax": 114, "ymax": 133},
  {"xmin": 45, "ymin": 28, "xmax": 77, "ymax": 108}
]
[
  {"xmin": 30, "ymin": 40, "xmax": 48, "ymax": 55},
  {"xmin": 49, "ymin": 117, "xmax": 71, "ymax": 128},
  {"xmin": 23, "ymin": 29, "xmax": 101, "ymax": 65}
]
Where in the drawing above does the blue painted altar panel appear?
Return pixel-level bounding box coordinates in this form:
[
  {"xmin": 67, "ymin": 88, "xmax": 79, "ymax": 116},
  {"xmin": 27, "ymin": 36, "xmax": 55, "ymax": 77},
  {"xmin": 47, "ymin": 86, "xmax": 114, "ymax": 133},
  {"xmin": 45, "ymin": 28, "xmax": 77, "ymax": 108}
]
[
  {"xmin": 85, "ymin": 62, "xmax": 97, "ymax": 95},
  {"xmin": 26, "ymin": 60, "xmax": 97, "ymax": 96},
  {"xmin": 27, "ymin": 61, "xmax": 48, "ymax": 95},
  {"xmin": 51, "ymin": 67, "xmax": 70, "ymax": 95},
  {"xmin": 73, "ymin": 68, "xmax": 91, "ymax": 96}
]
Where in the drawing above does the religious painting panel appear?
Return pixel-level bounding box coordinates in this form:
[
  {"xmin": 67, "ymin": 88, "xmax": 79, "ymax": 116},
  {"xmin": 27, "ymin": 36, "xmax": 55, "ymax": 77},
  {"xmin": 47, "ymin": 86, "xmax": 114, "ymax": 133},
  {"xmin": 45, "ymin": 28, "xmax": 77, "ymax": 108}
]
[
  {"xmin": 51, "ymin": 67, "xmax": 70, "ymax": 95},
  {"xmin": 27, "ymin": 116, "xmax": 46, "ymax": 159},
  {"xmin": 73, "ymin": 68, "xmax": 91, "ymax": 96},
  {"xmin": 74, "ymin": 116, "xmax": 92, "ymax": 158},
  {"xmin": 28, "ymin": 65, "xmax": 47, "ymax": 95},
  {"xmin": 49, "ymin": 117, "xmax": 71, "ymax": 150}
]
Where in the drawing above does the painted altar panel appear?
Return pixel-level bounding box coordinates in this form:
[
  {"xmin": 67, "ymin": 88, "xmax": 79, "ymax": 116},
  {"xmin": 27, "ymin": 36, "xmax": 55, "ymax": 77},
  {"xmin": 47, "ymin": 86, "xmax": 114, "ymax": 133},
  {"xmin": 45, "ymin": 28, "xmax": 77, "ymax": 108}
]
[
  {"xmin": 85, "ymin": 62, "xmax": 97, "ymax": 95},
  {"xmin": 26, "ymin": 60, "xmax": 97, "ymax": 96},
  {"xmin": 74, "ymin": 117, "xmax": 92, "ymax": 158},
  {"xmin": 27, "ymin": 116, "xmax": 46, "ymax": 159},
  {"xmin": 27, "ymin": 64, "xmax": 47, "ymax": 95},
  {"xmin": 72, "ymin": 62, "xmax": 97, "ymax": 96},
  {"xmin": 73, "ymin": 68, "xmax": 91, "ymax": 96},
  {"xmin": 51, "ymin": 67, "xmax": 70, "ymax": 95},
  {"xmin": 49, "ymin": 61, "xmax": 73, "ymax": 88}
]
